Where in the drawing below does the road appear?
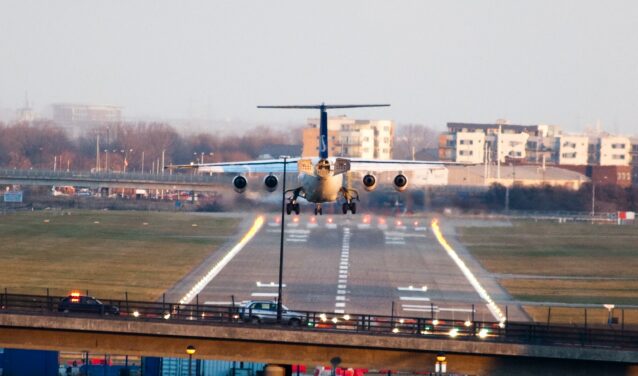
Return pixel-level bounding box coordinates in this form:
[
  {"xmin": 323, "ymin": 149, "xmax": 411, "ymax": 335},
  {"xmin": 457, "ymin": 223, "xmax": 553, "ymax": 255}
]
[{"xmin": 175, "ymin": 213, "xmax": 528, "ymax": 322}]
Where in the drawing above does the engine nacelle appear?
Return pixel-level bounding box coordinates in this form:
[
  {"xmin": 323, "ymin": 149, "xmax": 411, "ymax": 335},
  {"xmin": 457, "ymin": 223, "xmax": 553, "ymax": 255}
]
[
  {"xmin": 393, "ymin": 174, "xmax": 408, "ymax": 192},
  {"xmin": 232, "ymin": 175, "xmax": 248, "ymax": 193},
  {"xmin": 362, "ymin": 174, "xmax": 377, "ymax": 192},
  {"xmin": 263, "ymin": 174, "xmax": 279, "ymax": 192}
]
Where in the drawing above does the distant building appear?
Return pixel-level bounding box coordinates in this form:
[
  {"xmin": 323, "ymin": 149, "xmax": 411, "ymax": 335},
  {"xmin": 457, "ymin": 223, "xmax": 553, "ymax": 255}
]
[
  {"xmin": 52, "ymin": 103, "xmax": 122, "ymax": 126},
  {"xmin": 556, "ymin": 135, "xmax": 589, "ymax": 165},
  {"xmin": 302, "ymin": 116, "xmax": 394, "ymax": 159},
  {"xmin": 439, "ymin": 122, "xmax": 557, "ymax": 164},
  {"xmin": 596, "ymin": 136, "xmax": 632, "ymax": 166},
  {"xmin": 440, "ymin": 122, "xmax": 633, "ymax": 188},
  {"xmin": 446, "ymin": 164, "xmax": 589, "ymax": 190}
]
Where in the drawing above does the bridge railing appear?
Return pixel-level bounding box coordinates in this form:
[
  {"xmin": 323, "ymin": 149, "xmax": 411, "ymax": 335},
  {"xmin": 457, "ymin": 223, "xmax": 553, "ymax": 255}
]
[{"xmin": 1, "ymin": 292, "xmax": 637, "ymax": 351}]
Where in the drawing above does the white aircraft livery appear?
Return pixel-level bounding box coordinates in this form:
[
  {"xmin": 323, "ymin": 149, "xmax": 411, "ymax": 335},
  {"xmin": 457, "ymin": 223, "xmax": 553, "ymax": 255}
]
[{"xmin": 171, "ymin": 104, "xmax": 448, "ymax": 215}]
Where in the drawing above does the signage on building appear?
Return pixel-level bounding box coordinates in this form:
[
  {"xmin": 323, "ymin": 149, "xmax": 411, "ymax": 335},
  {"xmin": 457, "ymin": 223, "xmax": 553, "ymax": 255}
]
[{"xmin": 3, "ymin": 191, "xmax": 23, "ymax": 203}]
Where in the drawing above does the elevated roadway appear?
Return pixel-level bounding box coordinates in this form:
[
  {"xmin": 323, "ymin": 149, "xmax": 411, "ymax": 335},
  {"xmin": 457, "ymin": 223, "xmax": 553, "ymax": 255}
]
[{"xmin": 0, "ymin": 168, "xmax": 225, "ymax": 192}]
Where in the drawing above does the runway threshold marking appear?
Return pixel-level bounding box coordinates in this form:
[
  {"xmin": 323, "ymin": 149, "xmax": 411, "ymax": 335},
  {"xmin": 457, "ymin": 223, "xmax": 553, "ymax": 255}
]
[
  {"xmin": 178, "ymin": 215, "xmax": 265, "ymax": 304},
  {"xmin": 431, "ymin": 218, "xmax": 505, "ymax": 323}
]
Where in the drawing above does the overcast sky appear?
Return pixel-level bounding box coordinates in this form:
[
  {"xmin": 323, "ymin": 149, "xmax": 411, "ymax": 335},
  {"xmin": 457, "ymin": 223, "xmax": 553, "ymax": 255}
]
[{"xmin": 1, "ymin": 1, "xmax": 637, "ymax": 133}]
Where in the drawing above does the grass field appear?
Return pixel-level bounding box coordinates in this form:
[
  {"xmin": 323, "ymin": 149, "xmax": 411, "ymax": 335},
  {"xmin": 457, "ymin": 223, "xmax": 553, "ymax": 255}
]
[
  {"xmin": 458, "ymin": 220, "xmax": 638, "ymax": 306},
  {"xmin": 0, "ymin": 210, "xmax": 240, "ymax": 300}
]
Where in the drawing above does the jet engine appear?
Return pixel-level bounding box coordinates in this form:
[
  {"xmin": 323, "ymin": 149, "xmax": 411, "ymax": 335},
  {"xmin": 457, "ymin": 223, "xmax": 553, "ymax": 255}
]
[
  {"xmin": 232, "ymin": 175, "xmax": 248, "ymax": 193},
  {"xmin": 393, "ymin": 174, "xmax": 408, "ymax": 192},
  {"xmin": 362, "ymin": 174, "xmax": 377, "ymax": 192},
  {"xmin": 263, "ymin": 174, "xmax": 279, "ymax": 192}
]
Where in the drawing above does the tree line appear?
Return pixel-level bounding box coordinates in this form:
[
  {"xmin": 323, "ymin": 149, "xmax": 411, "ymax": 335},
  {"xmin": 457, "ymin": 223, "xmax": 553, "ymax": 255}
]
[{"xmin": 0, "ymin": 120, "xmax": 297, "ymax": 172}]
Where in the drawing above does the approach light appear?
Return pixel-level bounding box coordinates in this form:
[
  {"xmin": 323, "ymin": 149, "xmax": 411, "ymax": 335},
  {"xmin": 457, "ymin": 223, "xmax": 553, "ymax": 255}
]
[
  {"xmin": 432, "ymin": 319, "xmax": 439, "ymax": 326},
  {"xmin": 464, "ymin": 320, "xmax": 472, "ymax": 327},
  {"xmin": 343, "ymin": 314, "xmax": 351, "ymax": 320},
  {"xmin": 449, "ymin": 328, "xmax": 459, "ymax": 338},
  {"xmin": 132, "ymin": 311, "xmax": 140, "ymax": 318},
  {"xmin": 392, "ymin": 327, "xmax": 399, "ymax": 334},
  {"xmin": 319, "ymin": 313, "xmax": 327, "ymax": 322},
  {"xmin": 331, "ymin": 317, "xmax": 339, "ymax": 324},
  {"xmin": 163, "ymin": 312, "xmax": 171, "ymax": 320}
]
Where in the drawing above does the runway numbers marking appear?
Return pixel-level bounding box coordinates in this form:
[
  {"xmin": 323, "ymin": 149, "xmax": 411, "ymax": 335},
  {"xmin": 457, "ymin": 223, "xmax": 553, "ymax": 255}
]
[
  {"xmin": 384, "ymin": 231, "xmax": 406, "ymax": 245},
  {"xmin": 335, "ymin": 227, "xmax": 351, "ymax": 313}
]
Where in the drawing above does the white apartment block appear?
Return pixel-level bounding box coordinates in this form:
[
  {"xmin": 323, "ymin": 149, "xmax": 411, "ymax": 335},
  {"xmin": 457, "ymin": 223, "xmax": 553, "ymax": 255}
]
[
  {"xmin": 497, "ymin": 132, "xmax": 529, "ymax": 162},
  {"xmin": 455, "ymin": 131, "xmax": 485, "ymax": 163},
  {"xmin": 599, "ymin": 136, "xmax": 631, "ymax": 166},
  {"xmin": 303, "ymin": 116, "xmax": 394, "ymax": 159},
  {"xmin": 558, "ymin": 135, "xmax": 589, "ymax": 165}
]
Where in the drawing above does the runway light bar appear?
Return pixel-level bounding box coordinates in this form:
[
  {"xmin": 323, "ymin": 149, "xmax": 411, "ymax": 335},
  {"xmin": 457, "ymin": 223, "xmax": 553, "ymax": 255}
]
[{"xmin": 431, "ymin": 218, "xmax": 506, "ymax": 326}]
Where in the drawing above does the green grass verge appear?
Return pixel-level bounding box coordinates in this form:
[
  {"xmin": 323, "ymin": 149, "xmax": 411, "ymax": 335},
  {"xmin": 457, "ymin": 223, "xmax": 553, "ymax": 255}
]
[
  {"xmin": 458, "ymin": 220, "xmax": 638, "ymax": 305},
  {"xmin": 0, "ymin": 210, "xmax": 240, "ymax": 300}
]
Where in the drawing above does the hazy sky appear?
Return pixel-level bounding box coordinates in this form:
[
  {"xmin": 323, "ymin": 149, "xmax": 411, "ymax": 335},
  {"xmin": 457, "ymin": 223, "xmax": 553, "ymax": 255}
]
[{"xmin": 1, "ymin": 1, "xmax": 637, "ymax": 133}]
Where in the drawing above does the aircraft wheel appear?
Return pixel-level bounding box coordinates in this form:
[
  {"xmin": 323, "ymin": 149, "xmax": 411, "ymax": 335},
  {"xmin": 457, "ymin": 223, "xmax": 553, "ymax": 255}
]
[
  {"xmin": 342, "ymin": 203, "xmax": 348, "ymax": 214},
  {"xmin": 319, "ymin": 207, "xmax": 323, "ymax": 215},
  {"xmin": 286, "ymin": 203, "xmax": 292, "ymax": 215},
  {"xmin": 314, "ymin": 207, "xmax": 318, "ymax": 215},
  {"xmin": 349, "ymin": 202, "xmax": 357, "ymax": 214},
  {"xmin": 294, "ymin": 203, "xmax": 300, "ymax": 215}
]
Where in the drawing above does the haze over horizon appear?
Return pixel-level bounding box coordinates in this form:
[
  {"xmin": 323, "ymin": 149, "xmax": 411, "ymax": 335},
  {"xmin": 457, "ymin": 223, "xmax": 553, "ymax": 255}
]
[{"xmin": 1, "ymin": 1, "xmax": 637, "ymax": 135}]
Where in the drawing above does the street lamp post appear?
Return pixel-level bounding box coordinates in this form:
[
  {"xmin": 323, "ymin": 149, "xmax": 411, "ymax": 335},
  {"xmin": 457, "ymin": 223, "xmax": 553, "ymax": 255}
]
[
  {"xmin": 186, "ymin": 345, "xmax": 196, "ymax": 376},
  {"xmin": 276, "ymin": 156, "xmax": 288, "ymax": 323}
]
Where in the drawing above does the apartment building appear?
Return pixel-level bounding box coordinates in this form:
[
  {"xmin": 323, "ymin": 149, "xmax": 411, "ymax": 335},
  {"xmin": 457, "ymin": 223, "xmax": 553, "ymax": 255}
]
[
  {"xmin": 556, "ymin": 135, "xmax": 589, "ymax": 165},
  {"xmin": 302, "ymin": 116, "xmax": 394, "ymax": 159},
  {"xmin": 597, "ymin": 136, "xmax": 632, "ymax": 166}
]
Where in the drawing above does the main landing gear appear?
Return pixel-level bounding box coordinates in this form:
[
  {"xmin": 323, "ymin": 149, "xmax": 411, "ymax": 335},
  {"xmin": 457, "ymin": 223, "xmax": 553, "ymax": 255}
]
[
  {"xmin": 285, "ymin": 187, "xmax": 303, "ymax": 215},
  {"xmin": 339, "ymin": 187, "xmax": 359, "ymax": 215}
]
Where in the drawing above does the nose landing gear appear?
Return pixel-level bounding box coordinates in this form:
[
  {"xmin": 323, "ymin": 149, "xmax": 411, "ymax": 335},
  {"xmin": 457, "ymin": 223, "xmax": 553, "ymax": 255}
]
[
  {"xmin": 314, "ymin": 204, "xmax": 323, "ymax": 215},
  {"xmin": 339, "ymin": 187, "xmax": 359, "ymax": 215}
]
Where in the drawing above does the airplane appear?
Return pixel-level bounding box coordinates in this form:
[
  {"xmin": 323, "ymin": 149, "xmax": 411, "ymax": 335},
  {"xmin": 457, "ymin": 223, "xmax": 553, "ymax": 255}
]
[{"xmin": 169, "ymin": 104, "xmax": 448, "ymax": 215}]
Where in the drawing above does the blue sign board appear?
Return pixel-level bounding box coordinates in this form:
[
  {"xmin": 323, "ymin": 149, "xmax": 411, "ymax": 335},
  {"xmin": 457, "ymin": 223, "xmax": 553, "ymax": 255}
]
[{"xmin": 3, "ymin": 191, "xmax": 23, "ymax": 203}]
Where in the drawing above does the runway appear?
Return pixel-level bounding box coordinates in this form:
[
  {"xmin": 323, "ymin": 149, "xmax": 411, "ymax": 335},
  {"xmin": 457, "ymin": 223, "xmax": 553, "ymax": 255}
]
[{"xmin": 189, "ymin": 213, "xmax": 522, "ymax": 322}]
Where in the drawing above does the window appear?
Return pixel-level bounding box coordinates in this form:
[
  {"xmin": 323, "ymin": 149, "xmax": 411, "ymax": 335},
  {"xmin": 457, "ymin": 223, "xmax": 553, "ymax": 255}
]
[
  {"xmin": 612, "ymin": 154, "xmax": 626, "ymax": 160},
  {"xmin": 459, "ymin": 150, "xmax": 474, "ymax": 156},
  {"xmin": 459, "ymin": 139, "xmax": 474, "ymax": 145},
  {"xmin": 611, "ymin": 143, "xmax": 626, "ymax": 149},
  {"xmin": 562, "ymin": 153, "xmax": 577, "ymax": 158}
]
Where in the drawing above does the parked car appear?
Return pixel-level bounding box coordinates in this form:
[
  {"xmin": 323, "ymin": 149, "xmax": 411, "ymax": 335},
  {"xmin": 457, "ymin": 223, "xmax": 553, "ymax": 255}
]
[
  {"xmin": 58, "ymin": 294, "xmax": 119, "ymax": 316},
  {"xmin": 238, "ymin": 300, "xmax": 305, "ymax": 326}
]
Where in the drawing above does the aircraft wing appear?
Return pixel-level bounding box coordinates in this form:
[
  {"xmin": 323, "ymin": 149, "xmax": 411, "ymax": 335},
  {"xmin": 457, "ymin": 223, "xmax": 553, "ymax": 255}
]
[
  {"xmin": 169, "ymin": 158, "xmax": 299, "ymax": 174},
  {"xmin": 346, "ymin": 158, "xmax": 449, "ymax": 172}
]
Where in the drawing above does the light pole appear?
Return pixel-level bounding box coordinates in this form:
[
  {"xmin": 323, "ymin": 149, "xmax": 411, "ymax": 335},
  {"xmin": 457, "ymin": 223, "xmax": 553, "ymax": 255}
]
[
  {"xmin": 276, "ymin": 156, "xmax": 288, "ymax": 323},
  {"xmin": 186, "ymin": 345, "xmax": 196, "ymax": 376},
  {"xmin": 435, "ymin": 353, "xmax": 447, "ymax": 375}
]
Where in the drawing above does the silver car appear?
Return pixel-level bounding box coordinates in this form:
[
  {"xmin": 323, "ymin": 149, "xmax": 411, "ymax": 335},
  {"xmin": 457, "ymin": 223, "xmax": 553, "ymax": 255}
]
[{"xmin": 239, "ymin": 300, "xmax": 305, "ymax": 326}]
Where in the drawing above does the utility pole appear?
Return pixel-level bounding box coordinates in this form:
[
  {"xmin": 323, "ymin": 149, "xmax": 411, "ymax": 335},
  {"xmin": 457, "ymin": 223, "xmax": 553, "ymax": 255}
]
[
  {"xmin": 96, "ymin": 135, "xmax": 100, "ymax": 172},
  {"xmin": 161, "ymin": 150, "xmax": 165, "ymax": 175}
]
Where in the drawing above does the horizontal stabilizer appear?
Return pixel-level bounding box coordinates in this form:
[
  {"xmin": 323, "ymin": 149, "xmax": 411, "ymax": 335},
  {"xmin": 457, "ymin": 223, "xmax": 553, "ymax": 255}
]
[{"xmin": 258, "ymin": 104, "xmax": 390, "ymax": 110}]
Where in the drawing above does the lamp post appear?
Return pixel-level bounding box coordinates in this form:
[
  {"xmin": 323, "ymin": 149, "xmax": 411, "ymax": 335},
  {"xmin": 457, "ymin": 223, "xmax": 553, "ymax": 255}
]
[
  {"xmin": 276, "ymin": 156, "xmax": 288, "ymax": 323},
  {"xmin": 186, "ymin": 345, "xmax": 196, "ymax": 376}
]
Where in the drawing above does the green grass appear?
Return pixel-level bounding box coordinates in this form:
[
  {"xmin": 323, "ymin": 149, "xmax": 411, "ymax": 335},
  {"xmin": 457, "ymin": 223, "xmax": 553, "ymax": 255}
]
[
  {"xmin": 0, "ymin": 210, "xmax": 240, "ymax": 300},
  {"xmin": 458, "ymin": 220, "xmax": 638, "ymax": 305}
]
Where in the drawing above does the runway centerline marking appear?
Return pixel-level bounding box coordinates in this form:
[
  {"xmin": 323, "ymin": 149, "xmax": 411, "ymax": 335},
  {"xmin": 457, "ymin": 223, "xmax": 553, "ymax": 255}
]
[{"xmin": 178, "ymin": 215, "xmax": 264, "ymax": 304}]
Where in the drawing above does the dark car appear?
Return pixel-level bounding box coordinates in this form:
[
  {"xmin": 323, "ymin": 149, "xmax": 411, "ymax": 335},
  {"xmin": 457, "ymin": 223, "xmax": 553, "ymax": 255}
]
[
  {"xmin": 58, "ymin": 294, "xmax": 119, "ymax": 316},
  {"xmin": 238, "ymin": 300, "xmax": 305, "ymax": 326}
]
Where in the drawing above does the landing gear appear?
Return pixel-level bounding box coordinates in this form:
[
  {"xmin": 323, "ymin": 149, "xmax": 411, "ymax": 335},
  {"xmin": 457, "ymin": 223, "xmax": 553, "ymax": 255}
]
[
  {"xmin": 341, "ymin": 202, "xmax": 356, "ymax": 214},
  {"xmin": 339, "ymin": 187, "xmax": 359, "ymax": 215},
  {"xmin": 285, "ymin": 187, "xmax": 303, "ymax": 215},
  {"xmin": 287, "ymin": 202, "xmax": 300, "ymax": 215},
  {"xmin": 314, "ymin": 204, "xmax": 323, "ymax": 215}
]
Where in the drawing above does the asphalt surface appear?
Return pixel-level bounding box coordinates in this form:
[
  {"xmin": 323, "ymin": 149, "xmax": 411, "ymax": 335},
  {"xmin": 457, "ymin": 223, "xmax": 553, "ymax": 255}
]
[{"xmin": 182, "ymin": 213, "xmax": 528, "ymax": 322}]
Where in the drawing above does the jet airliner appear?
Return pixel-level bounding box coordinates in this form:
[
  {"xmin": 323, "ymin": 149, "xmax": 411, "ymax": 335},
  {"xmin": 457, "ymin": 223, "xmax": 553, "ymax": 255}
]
[{"xmin": 170, "ymin": 104, "xmax": 448, "ymax": 215}]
